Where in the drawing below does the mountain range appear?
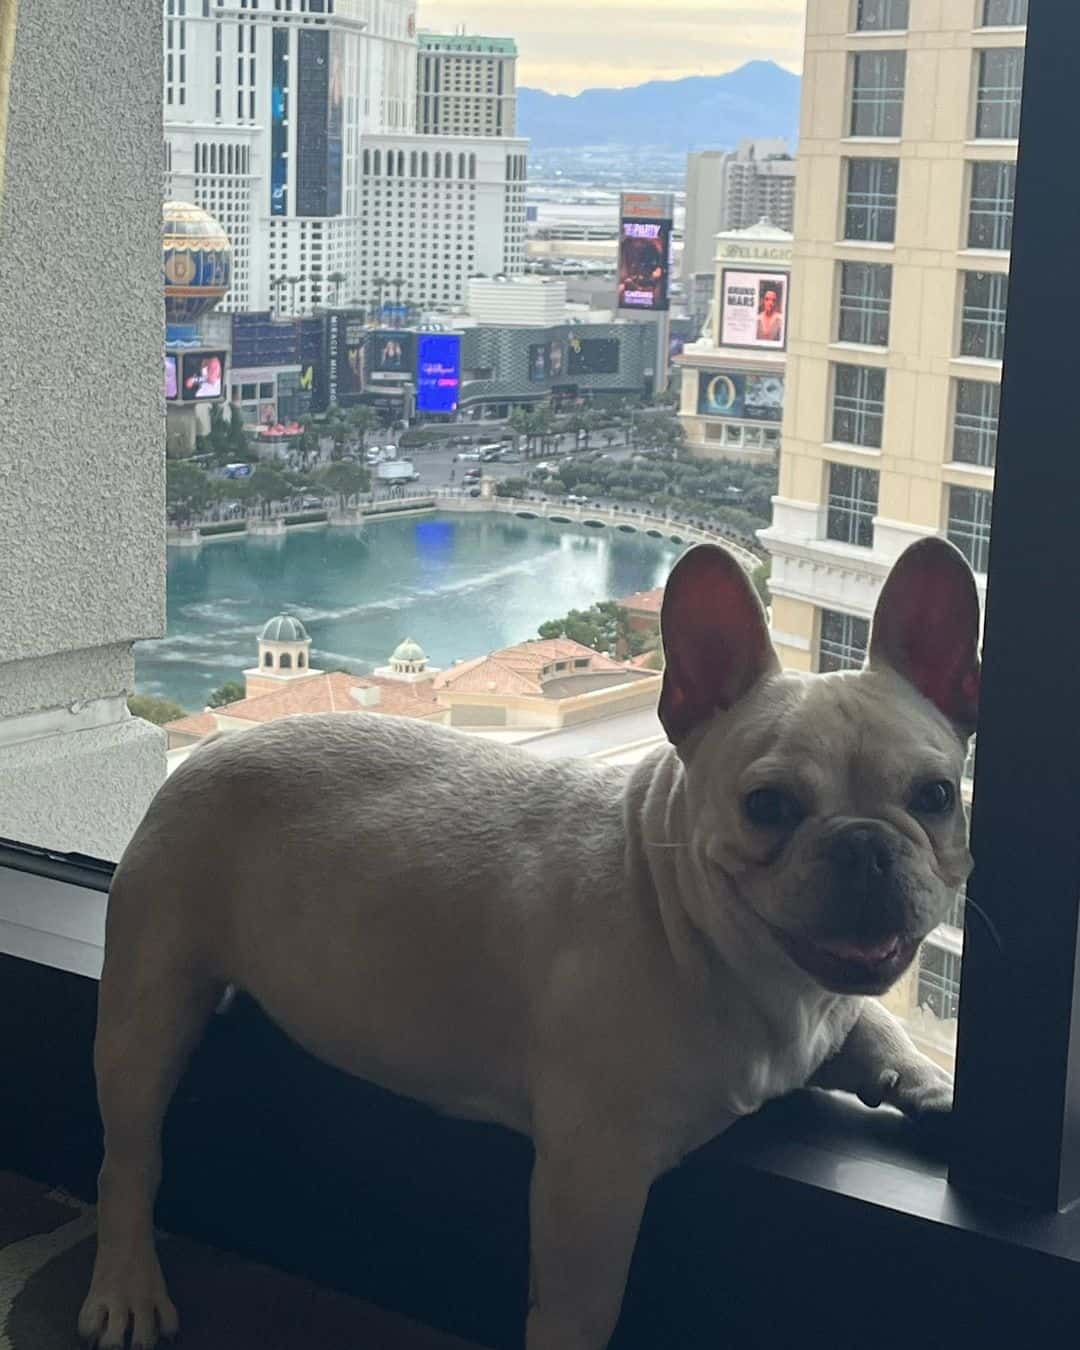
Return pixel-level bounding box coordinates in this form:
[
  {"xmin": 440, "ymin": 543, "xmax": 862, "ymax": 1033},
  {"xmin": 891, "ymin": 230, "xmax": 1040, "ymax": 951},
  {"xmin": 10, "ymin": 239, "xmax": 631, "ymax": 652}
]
[{"xmin": 518, "ymin": 61, "xmax": 801, "ymax": 152}]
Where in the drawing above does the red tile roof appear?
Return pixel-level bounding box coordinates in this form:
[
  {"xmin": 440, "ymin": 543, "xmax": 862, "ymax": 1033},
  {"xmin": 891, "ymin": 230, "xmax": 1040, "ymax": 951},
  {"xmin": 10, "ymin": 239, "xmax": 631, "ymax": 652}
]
[
  {"xmin": 433, "ymin": 638, "xmax": 629, "ymax": 699},
  {"xmin": 616, "ymin": 587, "xmax": 664, "ymax": 615}
]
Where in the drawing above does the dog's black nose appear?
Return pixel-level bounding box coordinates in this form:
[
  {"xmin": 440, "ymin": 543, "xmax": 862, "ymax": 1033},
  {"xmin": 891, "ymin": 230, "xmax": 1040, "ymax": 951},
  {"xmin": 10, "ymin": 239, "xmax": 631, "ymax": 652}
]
[{"xmin": 829, "ymin": 827, "xmax": 893, "ymax": 881}]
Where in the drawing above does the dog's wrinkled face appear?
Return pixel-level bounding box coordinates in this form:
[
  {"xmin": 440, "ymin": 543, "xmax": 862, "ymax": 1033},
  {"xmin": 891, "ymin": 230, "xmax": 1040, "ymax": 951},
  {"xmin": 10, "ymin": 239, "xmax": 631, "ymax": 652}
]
[{"xmin": 659, "ymin": 538, "xmax": 981, "ymax": 996}]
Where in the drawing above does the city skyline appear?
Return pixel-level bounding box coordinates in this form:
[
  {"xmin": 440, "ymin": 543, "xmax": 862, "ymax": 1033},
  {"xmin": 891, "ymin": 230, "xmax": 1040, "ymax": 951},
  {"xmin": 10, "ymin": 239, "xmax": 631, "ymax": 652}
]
[{"xmin": 419, "ymin": 0, "xmax": 805, "ymax": 94}]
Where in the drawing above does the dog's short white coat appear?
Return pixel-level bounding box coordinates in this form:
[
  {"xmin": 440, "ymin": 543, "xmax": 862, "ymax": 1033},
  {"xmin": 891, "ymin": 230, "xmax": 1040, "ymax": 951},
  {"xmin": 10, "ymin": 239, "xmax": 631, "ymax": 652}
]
[{"xmin": 78, "ymin": 544, "xmax": 970, "ymax": 1350}]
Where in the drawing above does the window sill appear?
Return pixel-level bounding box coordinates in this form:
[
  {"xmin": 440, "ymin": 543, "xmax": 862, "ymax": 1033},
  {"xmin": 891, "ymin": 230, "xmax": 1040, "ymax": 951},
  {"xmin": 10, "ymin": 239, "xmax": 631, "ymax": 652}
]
[
  {"xmin": 829, "ymin": 341, "xmax": 890, "ymax": 357},
  {"xmin": 2, "ymin": 845, "xmax": 1079, "ymax": 1347},
  {"xmin": 966, "ymin": 137, "xmax": 1020, "ymax": 149},
  {"xmin": 944, "ymin": 460, "xmax": 996, "ymax": 481},
  {"xmin": 842, "ymin": 136, "xmax": 903, "ymax": 146},
  {"xmin": 834, "ymin": 239, "xmax": 896, "ymax": 252},
  {"xmin": 845, "ymin": 29, "xmax": 910, "ymax": 37},
  {"xmin": 821, "ymin": 441, "xmax": 884, "ymax": 459}
]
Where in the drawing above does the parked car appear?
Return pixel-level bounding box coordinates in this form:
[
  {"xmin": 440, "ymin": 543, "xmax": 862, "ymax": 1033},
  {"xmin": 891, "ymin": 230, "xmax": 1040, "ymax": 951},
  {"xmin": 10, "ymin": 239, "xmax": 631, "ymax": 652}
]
[
  {"xmin": 300, "ymin": 495, "xmax": 323, "ymax": 510},
  {"xmin": 463, "ymin": 467, "xmax": 482, "ymax": 482},
  {"xmin": 468, "ymin": 487, "xmax": 482, "ymax": 498},
  {"xmin": 456, "ymin": 449, "xmax": 482, "ymax": 461}
]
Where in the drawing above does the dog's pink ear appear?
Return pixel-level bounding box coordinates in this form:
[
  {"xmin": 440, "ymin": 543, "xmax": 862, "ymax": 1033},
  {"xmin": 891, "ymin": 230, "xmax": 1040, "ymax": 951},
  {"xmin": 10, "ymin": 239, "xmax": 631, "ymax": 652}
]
[
  {"xmin": 869, "ymin": 536, "xmax": 981, "ymax": 735},
  {"xmin": 659, "ymin": 545, "xmax": 779, "ymax": 743}
]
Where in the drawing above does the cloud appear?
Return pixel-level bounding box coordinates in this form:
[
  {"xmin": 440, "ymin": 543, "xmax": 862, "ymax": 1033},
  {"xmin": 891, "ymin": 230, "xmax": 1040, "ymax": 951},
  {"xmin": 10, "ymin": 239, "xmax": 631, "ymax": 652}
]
[{"xmin": 417, "ymin": 0, "xmax": 806, "ymax": 93}]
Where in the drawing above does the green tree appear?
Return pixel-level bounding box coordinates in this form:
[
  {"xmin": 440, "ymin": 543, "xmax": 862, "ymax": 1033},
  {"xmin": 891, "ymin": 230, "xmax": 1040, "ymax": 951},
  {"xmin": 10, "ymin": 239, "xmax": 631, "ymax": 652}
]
[
  {"xmin": 226, "ymin": 408, "xmax": 252, "ymax": 458},
  {"xmin": 537, "ymin": 601, "xmax": 648, "ymax": 657},
  {"xmin": 248, "ymin": 464, "xmax": 292, "ymax": 516},
  {"xmin": 346, "ymin": 404, "xmax": 380, "ymax": 448},
  {"xmin": 207, "ymin": 680, "xmax": 246, "ymax": 707},
  {"xmin": 495, "ymin": 477, "xmax": 530, "ymax": 498},
  {"xmin": 206, "ymin": 402, "xmax": 231, "ymax": 458},
  {"xmin": 751, "ymin": 559, "xmax": 772, "ymax": 610},
  {"xmin": 319, "ymin": 460, "xmax": 371, "ymax": 507},
  {"xmin": 128, "ymin": 694, "xmax": 187, "ymax": 726},
  {"xmin": 166, "ymin": 461, "xmax": 212, "ymax": 524}
]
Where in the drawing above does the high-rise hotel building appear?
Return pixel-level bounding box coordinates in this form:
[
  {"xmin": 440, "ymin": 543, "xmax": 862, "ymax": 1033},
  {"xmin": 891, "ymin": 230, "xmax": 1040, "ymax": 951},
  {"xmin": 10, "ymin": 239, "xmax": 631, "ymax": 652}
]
[
  {"xmin": 162, "ymin": 0, "xmax": 526, "ymax": 315},
  {"xmin": 761, "ymin": 0, "xmax": 1025, "ymax": 677}
]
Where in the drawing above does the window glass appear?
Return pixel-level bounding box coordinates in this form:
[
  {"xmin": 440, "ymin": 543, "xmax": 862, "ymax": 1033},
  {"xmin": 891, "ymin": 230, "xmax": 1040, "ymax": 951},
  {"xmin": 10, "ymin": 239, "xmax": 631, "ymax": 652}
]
[
  {"xmin": 856, "ymin": 0, "xmax": 908, "ymax": 31},
  {"xmin": 818, "ymin": 609, "xmax": 870, "ymax": 673},
  {"xmin": 850, "ymin": 52, "xmax": 906, "ymax": 137},
  {"xmin": 947, "ymin": 486, "xmax": 993, "ymax": 574},
  {"xmin": 844, "ymin": 158, "xmax": 899, "ymax": 242},
  {"xmin": 975, "ymin": 48, "xmax": 1025, "ymax": 139},
  {"xmin": 960, "ymin": 270, "xmax": 1009, "ymax": 360},
  {"xmin": 968, "ymin": 160, "xmax": 1015, "ymax": 251},
  {"xmin": 826, "ymin": 463, "xmax": 879, "ymax": 546},
  {"xmin": 953, "ymin": 379, "xmax": 1000, "ymax": 467},
  {"xmin": 832, "ymin": 363, "xmax": 886, "ymax": 447},
  {"xmin": 838, "ymin": 261, "xmax": 892, "ymax": 346},
  {"xmin": 982, "ymin": 0, "xmax": 1027, "ymax": 26}
]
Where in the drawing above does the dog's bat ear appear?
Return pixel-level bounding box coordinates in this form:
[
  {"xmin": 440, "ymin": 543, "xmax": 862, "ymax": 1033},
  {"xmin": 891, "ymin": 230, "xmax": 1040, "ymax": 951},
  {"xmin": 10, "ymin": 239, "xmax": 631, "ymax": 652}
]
[
  {"xmin": 869, "ymin": 536, "xmax": 981, "ymax": 736},
  {"xmin": 659, "ymin": 544, "xmax": 779, "ymax": 743}
]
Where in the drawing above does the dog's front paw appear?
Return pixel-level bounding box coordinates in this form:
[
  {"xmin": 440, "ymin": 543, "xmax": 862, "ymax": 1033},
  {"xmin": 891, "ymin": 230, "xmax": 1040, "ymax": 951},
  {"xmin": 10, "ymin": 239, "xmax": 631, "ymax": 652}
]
[
  {"xmin": 78, "ymin": 1254, "xmax": 178, "ymax": 1350},
  {"xmin": 861, "ymin": 1058, "xmax": 953, "ymax": 1119}
]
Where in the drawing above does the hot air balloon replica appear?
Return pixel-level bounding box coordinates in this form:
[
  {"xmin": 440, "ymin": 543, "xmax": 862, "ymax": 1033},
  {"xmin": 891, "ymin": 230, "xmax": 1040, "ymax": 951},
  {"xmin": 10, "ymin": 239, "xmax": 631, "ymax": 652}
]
[{"xmin": 164, "ymin": 201, "xmax": 233, "ymax": 455}]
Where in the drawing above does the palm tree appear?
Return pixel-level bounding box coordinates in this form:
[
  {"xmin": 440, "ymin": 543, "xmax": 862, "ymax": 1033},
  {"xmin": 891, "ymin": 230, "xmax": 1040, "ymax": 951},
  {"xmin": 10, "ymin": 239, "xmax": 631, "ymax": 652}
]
[
  {"xmin": 269, "ymin": 275, "xmax": 287, "ymax": 317},
  {"xmin": 328, "ymin": 270, "xmax": 347, "ymax": 307},
  {"xmin": 372, "ymin": 276, "xmax": 387, "ymax": 323},
  {"xmin": 287, "ymin": 275, "xmax": 301, "ymax": 316}
]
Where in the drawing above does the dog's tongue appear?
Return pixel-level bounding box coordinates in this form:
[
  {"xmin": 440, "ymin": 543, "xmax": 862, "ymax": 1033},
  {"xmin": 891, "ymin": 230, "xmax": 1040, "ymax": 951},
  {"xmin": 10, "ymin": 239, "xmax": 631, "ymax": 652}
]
[{"xmin": 820, "ymin": 935, "xmax": 902, "ymax": 964}]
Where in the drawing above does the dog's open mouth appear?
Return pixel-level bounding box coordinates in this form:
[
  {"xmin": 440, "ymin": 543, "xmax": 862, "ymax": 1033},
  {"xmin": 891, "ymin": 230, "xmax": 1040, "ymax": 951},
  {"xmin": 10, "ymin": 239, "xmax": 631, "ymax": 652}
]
[{"xmin": 769, "ymin": 925, "xmax": 920, "ymax": 994}]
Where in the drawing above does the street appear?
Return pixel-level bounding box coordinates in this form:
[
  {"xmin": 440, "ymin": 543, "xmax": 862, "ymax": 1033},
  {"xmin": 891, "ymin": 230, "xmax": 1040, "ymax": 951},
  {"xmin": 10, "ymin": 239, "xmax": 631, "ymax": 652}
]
[{"xmin": 406, "ymin": 436, "xmax": 638, "ymax": 491}]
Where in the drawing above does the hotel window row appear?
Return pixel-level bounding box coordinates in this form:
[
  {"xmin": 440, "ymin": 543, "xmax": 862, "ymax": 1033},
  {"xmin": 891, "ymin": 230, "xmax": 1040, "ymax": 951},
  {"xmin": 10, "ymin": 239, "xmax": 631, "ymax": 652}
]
[
  {"xmin": 849, "ymin": 44, "xmax": 1023, "ymax": 141},
  {"xmin": 843, "ymin": 158, "xmax": 1014, "ymax": 249}
]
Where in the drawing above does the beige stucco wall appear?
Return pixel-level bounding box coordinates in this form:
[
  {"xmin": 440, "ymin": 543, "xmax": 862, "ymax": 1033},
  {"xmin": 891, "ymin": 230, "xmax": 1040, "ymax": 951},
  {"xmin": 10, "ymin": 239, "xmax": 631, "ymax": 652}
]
[{"xmin": 0, "ymin": 1, "xmax": 166, "ymax": 860}]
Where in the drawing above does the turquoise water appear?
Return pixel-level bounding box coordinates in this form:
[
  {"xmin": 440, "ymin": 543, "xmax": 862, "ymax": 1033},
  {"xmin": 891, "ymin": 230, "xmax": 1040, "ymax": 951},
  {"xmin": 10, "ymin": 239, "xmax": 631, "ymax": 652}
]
[{"xmin": 136, "ymin": 513, "xmax": 680, "ymax": 712}]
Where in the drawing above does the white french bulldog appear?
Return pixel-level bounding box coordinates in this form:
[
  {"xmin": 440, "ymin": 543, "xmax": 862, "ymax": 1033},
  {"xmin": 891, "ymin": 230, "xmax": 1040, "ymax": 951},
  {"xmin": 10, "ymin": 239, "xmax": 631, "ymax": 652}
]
[{"xmin": 78, "ymin": 536, "xmax": 979, "ymax": 1350}]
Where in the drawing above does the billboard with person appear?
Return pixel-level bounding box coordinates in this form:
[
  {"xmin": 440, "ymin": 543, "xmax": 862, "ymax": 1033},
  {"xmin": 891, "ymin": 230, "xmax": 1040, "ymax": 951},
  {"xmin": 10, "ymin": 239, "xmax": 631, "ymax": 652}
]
[
  {"xmin": 618, "ymin": 191, "xmax": 674, "ymax": 312},
  {"xmin": 371, "ymin": 330, "xmax": 415, "ymax": 377},
  {"xmin": 719, "ymin": 269, "xmax": 789, "ymax": 350},
  {"xmin": 181, "ymin": 351, "xmax": 226, "ymax": 401},
  {"xmin": 336, "ymin": 316, "xmax": 367, "ymax": 397}
]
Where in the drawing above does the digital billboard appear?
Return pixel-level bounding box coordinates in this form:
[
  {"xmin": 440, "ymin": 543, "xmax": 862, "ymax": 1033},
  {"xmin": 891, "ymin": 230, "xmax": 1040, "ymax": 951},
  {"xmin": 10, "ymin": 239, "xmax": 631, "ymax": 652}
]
[
  {"xmin": 719, "ymin": 269, "xmax": 789, "ymax": 350},
  {"xmin": 417, "ymin": 334, "xmax": 461, "ymax": 413},
  {"xmin": 296, "ymin": 29, "xmax": 343, "ymax": 217},
  {"xmin": 371, "ymin": 330, "xmax": 416, "ymax": 376},
  {"xmin": 567, "ymin": 336, "xmax": 620, "ymax": 377},
  {"xmin": 617, "ymin": 218, "xmax": 672, "ymax": 311},
  {"xmin": 181, "ymin": 351, "xmax": 226, "ymax": 401},
  {"xmin": 528, "ymin": 339, "xmax": 567, "ymax": 384},
  {"xmin": 270, "ymin": 28, "xmax": 288, "ymax": 217},
  {"xmin": 336, "ymin": 316, "xmax": 368, "ymax": 398},
  {"xmin": 165, "ymin": 354, "xmax": 178, "ymax": 401},
  {"xmin": 698, "ymin": 370, "xmax": 785, "ymax": 422}
]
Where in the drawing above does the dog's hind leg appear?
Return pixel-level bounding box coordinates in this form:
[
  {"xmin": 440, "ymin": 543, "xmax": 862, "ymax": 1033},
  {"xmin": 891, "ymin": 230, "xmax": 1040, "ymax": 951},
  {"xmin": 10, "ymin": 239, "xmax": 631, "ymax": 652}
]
[{"xmin": 78, "ymin": 886, "xmax": 223, "ymax": 1350}]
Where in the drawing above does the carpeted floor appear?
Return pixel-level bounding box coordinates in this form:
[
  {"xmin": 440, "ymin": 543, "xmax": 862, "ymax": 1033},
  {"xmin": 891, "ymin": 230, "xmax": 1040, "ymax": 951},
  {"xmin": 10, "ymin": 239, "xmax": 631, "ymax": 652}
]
[{"xmin": 0, "ymin": 1172, "xmax": 485, "ymax": 1349}]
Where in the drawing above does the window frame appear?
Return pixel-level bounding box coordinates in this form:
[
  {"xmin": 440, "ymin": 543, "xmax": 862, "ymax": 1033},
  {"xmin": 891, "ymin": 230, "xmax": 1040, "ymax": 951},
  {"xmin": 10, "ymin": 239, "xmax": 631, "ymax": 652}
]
[
  {"xmin": 837, "ymin": 259, "xmax": 893, "ymax": 346},
  {"xmin": 843, "ymin": 156, "xmax": 900, "ymax": 243},
  {"xmin": 831, "ymin": 361, "xmax": 887, "ymax": 448},
  {"xmin": 849, "ymin": 50, "xmax": 907, "ymax": 138},
  {"xmin": 0, "ymin": 0, "xmax": 1078, "ymax": 1338},
  {"xmin": 825, "ymin": 461, "xmax": 880, "ymax": 547}
]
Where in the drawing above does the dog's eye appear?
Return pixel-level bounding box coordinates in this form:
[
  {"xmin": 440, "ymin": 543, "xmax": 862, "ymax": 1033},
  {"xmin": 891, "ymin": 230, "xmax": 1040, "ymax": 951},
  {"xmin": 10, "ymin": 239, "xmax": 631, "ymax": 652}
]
[
  {"xmin": 909, "ymin": 780, "xmax": 956, "ymax": 815},
  {"xmin": 744, "ymin": 788, "xmax": 804, "ymax": 830}
]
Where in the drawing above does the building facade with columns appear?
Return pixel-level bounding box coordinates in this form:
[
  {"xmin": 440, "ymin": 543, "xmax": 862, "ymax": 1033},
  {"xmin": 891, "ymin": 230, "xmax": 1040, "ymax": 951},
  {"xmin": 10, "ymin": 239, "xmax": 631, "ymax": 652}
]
[
  {"xmin": 759, "ymin": 0, "xmax": 1021, "ymax": 676},
  {"xmin": 676, "ymin": 221, "xmax": 792, "ymax": 464}
]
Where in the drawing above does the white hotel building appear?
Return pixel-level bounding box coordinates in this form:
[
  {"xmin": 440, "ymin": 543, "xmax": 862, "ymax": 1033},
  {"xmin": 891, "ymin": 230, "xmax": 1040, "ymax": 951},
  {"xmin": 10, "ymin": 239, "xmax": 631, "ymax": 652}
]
[{"xmin": 162, "ymin": 0, "xmax": 526, "ymax": 316}]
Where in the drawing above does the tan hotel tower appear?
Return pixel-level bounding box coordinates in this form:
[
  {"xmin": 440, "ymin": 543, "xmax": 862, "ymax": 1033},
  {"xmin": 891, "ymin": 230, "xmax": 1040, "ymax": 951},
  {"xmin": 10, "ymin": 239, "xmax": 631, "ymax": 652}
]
[{"xmin": 760, "ymin": 0, "xmax": 1025, "ymax": 674}]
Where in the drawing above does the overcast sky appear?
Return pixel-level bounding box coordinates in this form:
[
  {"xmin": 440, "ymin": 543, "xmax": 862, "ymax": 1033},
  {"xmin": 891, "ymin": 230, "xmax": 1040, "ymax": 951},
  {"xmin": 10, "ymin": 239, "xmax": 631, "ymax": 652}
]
[{"xmin": 418, "ymin": 0, "xmax": 806, "ymax": 94}]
